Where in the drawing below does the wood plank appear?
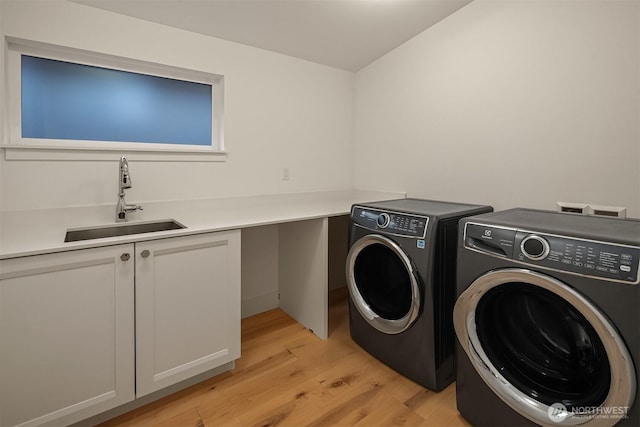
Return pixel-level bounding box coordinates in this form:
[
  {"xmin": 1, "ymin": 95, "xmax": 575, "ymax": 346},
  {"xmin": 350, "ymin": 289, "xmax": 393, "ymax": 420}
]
[
  {"xmin": 99, "ymin": 291, "xmax": 470, "ymax": 427},
  {"xmin": 354, "ymin": 396, "xmax": 426, "ymax": 426},
  {"xmin": 232, "ymin": 376, "xmax": 334, "ymax": 427}
]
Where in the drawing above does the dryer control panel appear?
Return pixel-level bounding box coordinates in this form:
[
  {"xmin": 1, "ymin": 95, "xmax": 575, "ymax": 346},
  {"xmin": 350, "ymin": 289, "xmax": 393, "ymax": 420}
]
[
  {"xmin": 351, "ymin": 206, "xmax": 428, "ymax": 238},
  {"xmin": 464, "ymin": 222, "xmax": 640, "ymax": 284}
]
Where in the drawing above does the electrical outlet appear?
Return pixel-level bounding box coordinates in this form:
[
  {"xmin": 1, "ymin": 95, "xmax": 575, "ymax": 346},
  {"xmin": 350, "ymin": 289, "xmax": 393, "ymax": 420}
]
[{"xmin": 282, "ymin": 167, "xmax": 290, "ymax": 181}]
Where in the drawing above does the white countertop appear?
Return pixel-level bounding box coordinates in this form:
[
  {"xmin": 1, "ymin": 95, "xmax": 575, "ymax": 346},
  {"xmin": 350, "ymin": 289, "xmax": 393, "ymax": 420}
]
[{"xmin": 0, "ymin": 190, "xmax": 405, "ymax": 259}]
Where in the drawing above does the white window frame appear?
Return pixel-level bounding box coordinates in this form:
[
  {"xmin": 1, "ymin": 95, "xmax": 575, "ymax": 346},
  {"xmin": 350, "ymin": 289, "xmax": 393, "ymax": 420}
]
[{"xmin": 3, "ymin": 37, "xmax": 226, "ymax": 162}]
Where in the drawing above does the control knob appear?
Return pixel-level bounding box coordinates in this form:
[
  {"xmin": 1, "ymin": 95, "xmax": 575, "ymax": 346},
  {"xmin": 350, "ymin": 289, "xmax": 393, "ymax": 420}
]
[
  {"xmin": 521, "ymin": 235, "xmax": 550, "ymax": 261},
  {"xmin": 377, "ymin": 213, "xmax": 391, "ymax": 229}
]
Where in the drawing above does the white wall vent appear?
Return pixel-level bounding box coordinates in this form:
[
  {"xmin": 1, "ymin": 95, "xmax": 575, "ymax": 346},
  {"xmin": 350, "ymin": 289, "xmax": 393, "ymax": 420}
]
[
  {"xmin": 556, "ymin": 202, "xmax": 589, "ymax": 215},
  {"xmin": 556, "ymin": 202, "xmax": 627, "ymax": 219},
  {"xmin": 588, "ymin": 205, "xmax": 627, "ymax": 219}
]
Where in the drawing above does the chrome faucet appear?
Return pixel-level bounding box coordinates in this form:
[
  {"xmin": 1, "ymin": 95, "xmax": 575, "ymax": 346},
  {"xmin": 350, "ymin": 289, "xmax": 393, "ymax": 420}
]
[{"xmin": 116, "ymin": 156, "xmax": 142, "ymax": 222}]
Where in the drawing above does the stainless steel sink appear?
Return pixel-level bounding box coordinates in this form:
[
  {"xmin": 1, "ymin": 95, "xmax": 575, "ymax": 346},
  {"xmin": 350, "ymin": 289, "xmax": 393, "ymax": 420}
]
[{"xmin": 65, "ymin": 219, "xmax": 186, "ymax": 242}]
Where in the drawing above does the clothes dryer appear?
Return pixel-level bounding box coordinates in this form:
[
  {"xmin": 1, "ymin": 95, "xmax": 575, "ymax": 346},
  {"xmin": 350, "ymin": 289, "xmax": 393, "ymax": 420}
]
[
  {"xmin": 346, "ymin": 198, "xmax": 492, "ymax": 391},
  {"xmin": 454, "ymin": 209, "xmax": 639, "ymax": 426}
]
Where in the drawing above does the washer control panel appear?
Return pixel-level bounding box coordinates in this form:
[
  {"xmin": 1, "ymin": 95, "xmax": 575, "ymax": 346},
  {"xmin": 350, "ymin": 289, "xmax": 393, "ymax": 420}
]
[
  {"xmin": 352, "ymin": 206, "xmax": 428, "ymax": 238},
  {"xmin": 465, "ymin": 222, "xmax": 640, "ymax": 284}
]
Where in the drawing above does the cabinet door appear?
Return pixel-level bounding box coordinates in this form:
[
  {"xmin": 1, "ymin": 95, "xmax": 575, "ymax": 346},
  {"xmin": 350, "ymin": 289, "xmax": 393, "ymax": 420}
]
[
  {"xmin": 135, "ymin": 231, "xmax": 241, "ymax": 397},
  {"xmin": 0, "ymin": 245, "xmax": 135, "ymax": 427}
]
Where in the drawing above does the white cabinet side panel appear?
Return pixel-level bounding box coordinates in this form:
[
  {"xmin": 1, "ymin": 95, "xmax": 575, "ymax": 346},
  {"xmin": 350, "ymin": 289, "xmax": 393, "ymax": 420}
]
[{"xmin": 278, "ymin": 218, "xmax": 329, "ymax": 339}]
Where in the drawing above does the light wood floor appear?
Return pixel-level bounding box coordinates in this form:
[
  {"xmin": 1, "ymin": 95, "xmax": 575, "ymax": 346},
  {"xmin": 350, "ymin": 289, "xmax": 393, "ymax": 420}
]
[{"xmin": 99, "ymin": 290, "xmax": 471, "ymax": 426}]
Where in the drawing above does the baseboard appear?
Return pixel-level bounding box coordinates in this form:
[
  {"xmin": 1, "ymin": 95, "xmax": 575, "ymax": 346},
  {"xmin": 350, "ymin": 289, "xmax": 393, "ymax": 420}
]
[
  {"xmin": 242, "ymin": 291, "xmax": 280, "ymax": 318},
  {"xmin": 329, "ymin": 286, "xmax": 349, "ymax": 305}
]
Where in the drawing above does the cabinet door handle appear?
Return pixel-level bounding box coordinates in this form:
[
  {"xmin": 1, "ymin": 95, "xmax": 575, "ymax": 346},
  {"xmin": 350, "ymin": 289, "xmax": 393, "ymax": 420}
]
[
  {"xmin": 120, "ymin": 253, "xmax": 131, "ymax": 262},
  {"xmin": 141, "ymin": 250, "xmax": 150, "ymax": 258}
]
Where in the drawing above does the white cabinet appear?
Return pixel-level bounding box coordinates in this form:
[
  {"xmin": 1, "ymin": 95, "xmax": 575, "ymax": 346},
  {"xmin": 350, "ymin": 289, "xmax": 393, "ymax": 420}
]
[
  {"xmin": 0, "ymin": 230, "xmax": 241, "ymax": 426},
  {"xmin": 0, "ymin": 245, "xmax": 135, "ymax": 427},
  {"xmin": 135, "ymin": 230, "xmax": 241, "ymax": 397}
]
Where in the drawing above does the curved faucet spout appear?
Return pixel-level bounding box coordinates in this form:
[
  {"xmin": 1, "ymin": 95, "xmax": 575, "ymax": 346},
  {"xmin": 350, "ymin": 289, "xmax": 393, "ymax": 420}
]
[
  {"xmin": 116, "ymin": 156, "xmax": 141, "ymax": 222},
  {"xmin": 119, "ymin": 156, "xmax": 132, "ymax": 191}
]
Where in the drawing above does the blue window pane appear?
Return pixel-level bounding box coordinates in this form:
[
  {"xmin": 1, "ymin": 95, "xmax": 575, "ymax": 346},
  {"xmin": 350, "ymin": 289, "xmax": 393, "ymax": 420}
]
[{"xmin": 21, "ymin": 55, "xmax": 212, "ymax": 146}]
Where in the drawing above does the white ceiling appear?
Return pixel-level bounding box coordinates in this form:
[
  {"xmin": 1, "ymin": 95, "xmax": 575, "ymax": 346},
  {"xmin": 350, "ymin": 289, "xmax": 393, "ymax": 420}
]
[{"xmin": 73, "ymin": 0, "xmax": 473, "ymax": 71}]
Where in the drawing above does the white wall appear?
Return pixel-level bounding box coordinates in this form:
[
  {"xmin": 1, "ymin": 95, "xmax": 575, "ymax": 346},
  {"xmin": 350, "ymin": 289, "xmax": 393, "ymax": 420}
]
[
  {"xmin": 3, "ymin": 1, "xmax": 639, "ymax": 218},
  {"xmin": 241, "ymin": 225, "xmax": 280, "ymax": 318},
  {"xmin": 0, "ymin": 0, "xmax": 355, "ymax": 211},
  {"xmin": 354, "ymin": 0, "xmax": 640, "ymax": 218},
  {"xmin": 0, "ymin": 5, "xmax": 4, "ymax": 215}
]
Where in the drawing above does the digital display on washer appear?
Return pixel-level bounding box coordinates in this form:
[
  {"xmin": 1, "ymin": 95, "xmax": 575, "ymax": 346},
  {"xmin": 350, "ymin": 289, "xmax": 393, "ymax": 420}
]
[
  {"xmin": 513, "ymin": 231, "xmax": 640, "ymax": 284},
  {"xmin": 464, "ymin": 222, "xmax": 640, "ymax": 284},
  {"xmin": 351, "ymin": 207, "xmax": 428, "ymax": 238}
]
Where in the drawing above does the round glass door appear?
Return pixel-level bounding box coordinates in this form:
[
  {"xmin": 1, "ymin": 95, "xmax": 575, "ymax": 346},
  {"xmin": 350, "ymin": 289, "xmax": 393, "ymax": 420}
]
[
  {"xmin": 346, "ymin": 234, "xmax": 420, "ymax": 334},
  {"xmin": 453, "ymin": 268, "xmax": 636, "ymax": 426}
]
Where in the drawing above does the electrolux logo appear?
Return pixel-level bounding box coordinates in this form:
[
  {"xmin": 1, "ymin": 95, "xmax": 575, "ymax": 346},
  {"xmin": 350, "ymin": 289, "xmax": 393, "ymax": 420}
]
[{"xmin": 548, "ymin": 403, "xmax": 630, "ymax": 423}]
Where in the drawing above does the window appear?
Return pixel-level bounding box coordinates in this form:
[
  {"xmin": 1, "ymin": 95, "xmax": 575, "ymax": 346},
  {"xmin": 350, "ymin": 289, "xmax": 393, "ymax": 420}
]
[
  {"xmin": 5, "ymin": 38, "xmax": 225, "ymax": 160},
  {"xmin": 21, "ymin": 56, "xmax": 213, "ymax": 146}
]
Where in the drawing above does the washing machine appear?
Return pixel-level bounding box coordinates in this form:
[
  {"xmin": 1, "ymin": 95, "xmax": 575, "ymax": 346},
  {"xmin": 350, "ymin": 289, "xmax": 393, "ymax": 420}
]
[
  {"xmin": 346, "ymin": 198, "xmax": 492, "ymax": 391},
  {"xmin": 454, "ymin": 208, "xmax": 639, "ymax": 427}
]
